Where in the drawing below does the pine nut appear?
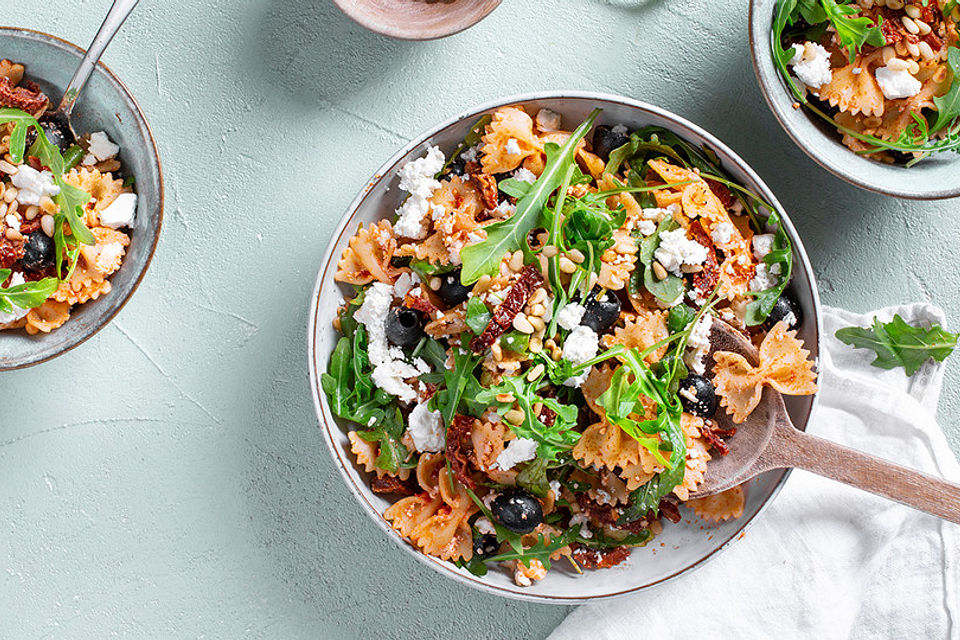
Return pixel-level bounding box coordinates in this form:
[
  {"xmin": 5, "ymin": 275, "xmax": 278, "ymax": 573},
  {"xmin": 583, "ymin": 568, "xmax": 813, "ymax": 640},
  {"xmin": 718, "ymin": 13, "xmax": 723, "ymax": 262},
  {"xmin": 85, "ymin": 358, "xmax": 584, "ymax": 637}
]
[
  {"xmin": 528, "ymin": 315, "xmax": 546, "ymax": 332},
  {"xmin": 41, "ymin": 214, "xmax": 55, "ymax": 237},
  {"xmin": 550, "ymin": 347, "xmax": 562, "ymax": 361},
  {"xmin": 529, "ymin": 337, "xmax": 543, "ymax": 353},
  {"xmin": 895, "ymin": 40, "xmax": 909, "ymax": 56},
  {"xmin": 529, "ymin": 288, "xmax": 547, "ymax": 305},
  {"xmin": 542, "ymin": 245, "xmax": 558, "ymax": 258},
  {"xmin": 558, "ymin": 257, "xmax": 576, "ymax": 274},
  {"xmin": 652, "ymin": 261, "xmax": 668, "ymax": 281},
  {"xmin": 915, "ymin": 19, "xmax": 931, "ymax": 35},
  {"xmin": 505, "ymin": 409, "xmax": 525, "ymax": 425},
  {"xmin": 513, "ymin": 314, "xmax": 535, "ymax": 334},
  {"xmin": 491, "ymin": 342, "xmax": 503, "ymax": 361},
  {"xmin": 907, "ymin": 59, "xmax": 921, "ymax": 75},
  {"xmin": 681, "ymin": 264, "xmax": 704, "ymax": 274},
  {"xmin": 860, "ymin": 0, "xmax": 874, "ymax": 7},
  {"xmin": 40, "ymin": 196, "xmax": 57, "ymax": 214},
  {"xmin": 5, "ymin": 228, "xmax": 23, "ymax": 240},
  {"xmin": 882, "ymin": 46, "xmax": 897, "ymax": 63},
  {"xmin": 887, "ymin": 58, "xmax": 911, "ymax": 71},
  {"xmin": 7, "ymin": 200, "xmax": 17, "ymax": 215},
  {"xmin": 530, "ymin": 303, "xmax": 546, "ymax": 317},
  {"xmin": 24, "ymin": 205, "xmax": 38, "ymax": 221},
  {"xmin": 429, "ymin": 277, "xmax": 441, "ymax": 290},
  {"xmin": 526, "ymin": 363, "xmax": 545, "ymax": 382},
  {"xmin": 887, "ymin": 0, "xmax": 904, "ymax": 9},
  {"xmin": 544, "ymin": 338, "xmax": 556, "ymax": 350},
  {"xmin": 918, "ymin": 41, "xmax": 935, "ymax": 60},
  {"xmin": 901, "ymin": 16, "xmax": 920, "ymax": 34},
  {"xmin": 567, "ymin": 249, "xmax": 585, "ymax": 264},
  {"xmin": 532, "ymin": 402, "xmax": 543, "ymax": 415},
  {"xmin": 0, "ymin": 203, "xmax": 6, "ymax": 218},
  {"xmin": 0, "ymin": 160, "xmax": 17, "ymax": 174},
  {"xmin": 906, "ymin": 41, "xmax": 920, "ymax": 58},
  {"xmin": 496, "ymin": 393, "xmax": 516, "ymax": 403},
  {"xmin": 3, "ymin": 187, "xmax": 16, "ymax": 203},
  {"xmin": 904, "ymin": 3, "xmax": 920, "ymax": 17},
  {"xmin": 509, "ymin": 251, "xmax": 524, "ymax": 272}
]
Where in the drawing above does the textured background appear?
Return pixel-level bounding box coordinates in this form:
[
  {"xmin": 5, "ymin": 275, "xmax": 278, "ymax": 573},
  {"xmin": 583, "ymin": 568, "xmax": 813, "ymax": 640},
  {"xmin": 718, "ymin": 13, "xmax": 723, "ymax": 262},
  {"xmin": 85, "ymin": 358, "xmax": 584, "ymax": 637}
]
[{"xmin": 3, "ymin": 0, "xmax": 958, "ymax": 638}]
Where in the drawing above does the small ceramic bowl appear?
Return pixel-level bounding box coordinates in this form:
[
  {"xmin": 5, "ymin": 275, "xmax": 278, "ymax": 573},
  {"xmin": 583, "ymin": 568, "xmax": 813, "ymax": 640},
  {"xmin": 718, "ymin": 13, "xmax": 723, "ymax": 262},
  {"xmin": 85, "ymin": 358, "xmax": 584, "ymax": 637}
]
[
  {"xmin": 749, "ymin": 0, "xmax": 960, "ymax": 200},
  {"xmin": 308, "ymin": 92, "xmax": 823, "ymax": 602},
  {"xmin": 332, "ymin": 0, "xmax": 501, "ymax": 40},
  {"xmin": 0, "ymin": 27, "xmax": 163, "ymax": 370}
]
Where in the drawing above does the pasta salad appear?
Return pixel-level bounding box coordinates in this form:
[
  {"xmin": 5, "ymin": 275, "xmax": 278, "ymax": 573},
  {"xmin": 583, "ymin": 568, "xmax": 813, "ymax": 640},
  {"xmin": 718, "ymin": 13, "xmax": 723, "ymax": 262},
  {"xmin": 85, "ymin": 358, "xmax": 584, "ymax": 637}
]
[
  {"xmin": 773, "ymin": 0, "xmax": 960, "ymax": 164},
  {"xmin": 0, "ymin": 59, "xmax": 137, "ymax": 334},
  {"xmin": 323, "ymin": 105, "xmax": 818, "ymax": 586}
]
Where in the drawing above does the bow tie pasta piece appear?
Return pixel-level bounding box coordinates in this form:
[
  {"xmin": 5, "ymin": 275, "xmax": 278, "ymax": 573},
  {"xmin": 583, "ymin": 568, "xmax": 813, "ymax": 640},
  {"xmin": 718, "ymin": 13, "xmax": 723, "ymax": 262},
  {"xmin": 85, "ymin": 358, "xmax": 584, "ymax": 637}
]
[
  {"xmin": 712, "ymin": 321, "xmax": 818, "ymax": 423},
  {"xmin": 688, "ymin": 485, "xmax": 746, "ymax": 522},
  {"xmin": 335, "ymin": 219, "xmax": 398, "ymax": 285}
]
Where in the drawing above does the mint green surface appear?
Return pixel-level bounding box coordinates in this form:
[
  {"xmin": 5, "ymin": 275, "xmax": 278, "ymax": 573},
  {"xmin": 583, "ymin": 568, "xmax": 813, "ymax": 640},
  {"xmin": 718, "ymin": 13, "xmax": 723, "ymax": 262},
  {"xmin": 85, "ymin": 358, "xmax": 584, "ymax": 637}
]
[{"xmin": 3, "ymin": 1, "xmax": 958, "ymax": 638}]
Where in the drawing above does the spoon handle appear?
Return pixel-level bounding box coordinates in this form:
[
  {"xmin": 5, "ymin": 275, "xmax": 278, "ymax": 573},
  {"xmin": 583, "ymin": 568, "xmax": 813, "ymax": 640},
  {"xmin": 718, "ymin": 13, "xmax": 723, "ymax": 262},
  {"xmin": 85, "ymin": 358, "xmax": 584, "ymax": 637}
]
[
  {"xmin": 56, "ymin": 0, "xmax": 140, "ymax": 116},
  {"xmin": 766, "ymin": 421, "xmax": 960, "ymax": 524}
]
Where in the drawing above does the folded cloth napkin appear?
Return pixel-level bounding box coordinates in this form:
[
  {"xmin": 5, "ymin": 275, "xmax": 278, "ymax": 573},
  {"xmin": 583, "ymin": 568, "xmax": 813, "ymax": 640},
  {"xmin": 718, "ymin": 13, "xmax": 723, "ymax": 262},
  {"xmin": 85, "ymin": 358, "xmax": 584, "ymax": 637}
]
[{"xmin": 549, "ymin": 303, "xmax": 960, "ymax": 640}]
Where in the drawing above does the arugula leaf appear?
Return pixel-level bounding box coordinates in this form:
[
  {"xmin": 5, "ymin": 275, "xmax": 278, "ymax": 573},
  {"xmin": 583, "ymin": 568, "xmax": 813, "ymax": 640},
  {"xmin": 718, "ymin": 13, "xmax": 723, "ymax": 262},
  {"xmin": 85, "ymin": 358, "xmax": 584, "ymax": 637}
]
[
  {"xmin": 835, "ymin": 314, "xmax": 958, "ymax": 376},
  {"xmin": 501, "ymin": 331, "xmax": 530, "ymax": 355},
  {"xmin": 637, "ymin": 214, "xmax": 685, "ymax": 304},
  {"xmin": 476, "ymin": 373, "xmax": 580, "ymax": 462},
  {"xmin": 459, "ymin": 109, "xmax": 600, "ymax": 284},
  {"xmin": 409, "ymin": 259, "xmax": 452, "ymax": 281},
  {"xmin": 667, "ymin": 304, "xmax": 696, "ymax": 333},
  {"xmin": 822, "ymin": 0, "xmax": 885, "ymax": 62},
  {"xmin": 576, "ymin": 527, "xmax": 652, "ymax": 549},
  {"xmin": 465, "ymin": 297, "xmax": 492, "ymax": 334},
  {"xmin": 932, "ymin": 47, "xmax": 960, "ymax": 134},
  {"xmin": 796, "ymin": 0, "xmax": 827, "ymax": 23},
  {"xmin": 355, "ymin": 405, "xmax": 416, "ymax": 474},
  {"xmin": 497, "ymin": 178, "xmax": 531, "ymax": 199},
  {"xmin": 432, "ymin": 347, "xmax": 481, "ymax": 427},
  {"xmin": 744, "ymin": 210, "xmax": 793, "ymax": 326},
  {"xmin": 0, "ymin": 272, "xmax": 58, "ymax": 313}
]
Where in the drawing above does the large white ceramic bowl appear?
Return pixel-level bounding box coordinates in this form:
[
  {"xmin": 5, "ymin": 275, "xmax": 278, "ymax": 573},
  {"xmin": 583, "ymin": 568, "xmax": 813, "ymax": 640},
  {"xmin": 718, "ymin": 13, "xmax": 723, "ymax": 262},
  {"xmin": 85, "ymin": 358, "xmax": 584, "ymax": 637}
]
[{"xmin": 307, "ymin": 92, "xmax": 823, "ymax": 603}]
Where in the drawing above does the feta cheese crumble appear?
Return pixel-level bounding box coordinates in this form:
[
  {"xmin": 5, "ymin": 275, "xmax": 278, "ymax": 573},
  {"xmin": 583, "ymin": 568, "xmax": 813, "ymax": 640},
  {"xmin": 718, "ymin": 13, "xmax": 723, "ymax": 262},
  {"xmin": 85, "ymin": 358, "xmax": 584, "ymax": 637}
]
[
  {"xmin": 569, "ymin": 512, "xmax": 592, "ymax": 538},
  {"xmin": 562, "ymin": 325, "xmax": 599, "ymax": 387},
  {"xmin": 393, "ymin": 272, "xmax": 417, "ymax": 298},
  {"xmin": 494, "ymin": 437, "xmax": 538, "ymax": 470},
  {"xmin": 711, "ymin": 222, "xmax": 734, "ymax": 245},
  {"xmin": 353, "ymin": 282, "xmax": 423, "ymax": 403},
  {"xmin": 556, "ymin": 302, "xmax": 586, "ymax": 330},
  {"xmin": 637, "ymin": 219, "xmax": 657, "ymax": 236},
  {"xmin": 751, "ymin": 262, "xmax": 781, "ymax": 292},
  {"xmin": 683, "ymin": 314, "xmax": 713, "ymax": 375},
  {"xmin": 875, "ymin": 64, "xmax": 922, "ymax": 100},
  {"xmin": 84, "ymin": 131, "xmax": 120, "ymax": 164},
  {"xmin": 474, "ymin": 516, "xmax": 496, "ymax": 535},
  {"xmin": 393, "ymin": 146, "xmax": 445, "ymax": 239},
  {"xmin": 654, "ymin": 228, "xmax": 708, "ymax": 276},
  {"xmin": 513, "ymin": 167, "xmax": 537, "ymax": 184},
  {"xmin": 0, "ymin": 272, "xmax": 30, "ymax": 325},
  {"xmin": 408, "ymin": 401, "xmax": 444, "ymax": 452},
  {"xmin": 536, "ymin": 108, "xmax": 562, "ymax": 132},
  {"xmin": 505, "ymin": 138, "xmax": 522, "ymax": 156},
  {"xmin": 11, "ymin": 165, "xmax": 59, "ymax": 206},
  {"xmin": 98, "ymin": 192, "xmax": 137, "ymax": 229},
  {"xmin": 611, "ymin": 124, "xmax": 629, "ymax": 135},
  {"xmin": 752, "ymin": 233, "xmax": 775, "ymax": 259},
  {"xmin": 789, "ymin": 42, "xmax": 833, "ymax": 89}
]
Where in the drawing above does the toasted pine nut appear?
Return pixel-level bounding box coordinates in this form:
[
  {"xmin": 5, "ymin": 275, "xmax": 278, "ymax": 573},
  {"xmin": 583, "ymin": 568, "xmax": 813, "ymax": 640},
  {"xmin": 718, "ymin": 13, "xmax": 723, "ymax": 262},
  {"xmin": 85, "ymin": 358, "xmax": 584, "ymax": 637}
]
[
  {"xmin": 530, "ymin": 303, "xmax": 546, "ymax": 317},
  {"xmin": 505, "ymin": 409, "xmax": 525, "ymax": 425},
  {"xmin": 0, "ymin": 160, "xmax": 17, "ymax": 174},
  {"xmin": 652, "ymin": 261, "xmax": 668, "ymax": 281},
  {"xmin": 558, "ymin": 257, "xmax": 576, "ymax": 274},
  {"xmin": 526, "ymin": 364, "xmax": 545, "ymax": 382},
  {"xmin": 40, "ymin": 196, "xmax": 57, "ymax": 214},
  {"xmin": 901, "ymin": 16, "xmax": 920, "ymax": 34},
  {"xmin": 5, "ymin": 227, "xmax": 23, "ymax": 240},
  {"xmin": 904, "ymin": 3, "xmax": 921, "ymax": 18},
  {"xmin": 886, "ymin": 57, "xmax": 911, "ymax": 71},
  {"xmin": 528, "ymin": 315, "xmax": 546, "ymax": 332},
  {"xmin": 917, "ymin": 41, "xmax": 935, "ymax": 61},
  {"xmin": 906, "ymin": 40, "xmax": 921, "ymax": 58},
  {"xmin": 429, "ymin": 277, "xmax": 441, "ymax": 290},
  {"xmin": 24, "ymin": 205, "xmax": 38, "ymax": 221},
  {"xmin": 41, "ymin": 214, "xmax": 55, "ymax": 237},
  {"xmin": 529, "ymin": 288, "xmax": 547, "ymax": 305},
  {"xmin": 567, "ymin": 249, "xmax": 585, "ymax": 264},
  {"xmin": 529, "ymin": 337, "xmax": 543, "ymax": 353},
  {"xmin": 509, "ymin": 251, "xmax": 524, "ymax": 272},
  {"xmin": 513, "ymin": 314, "xmax": 535, "ymax": 334},
  {"xmin": 907, "ymin": 59, "xmax": 921, "ymax": 75},
  {"xmin": 882, "ymin": 46, "xmax": 897, "ymax": 63},
  {"xmin": 916, "ymin": 19, "xmax": 932, "ymax": 35},
  {"xmin": 496, "ymin": 393, "xmax": 516, "ymax": 403},
  {"xmin": 542, "ymin": 245, "xmax": 558, "ymax": 258},
  {"xmin": 3, "ymin": 187, "xmax": 16, "ymax": 203},
  {"xmin": 491, "ymin": 342, "xmax": 503, "ymax": 361}
]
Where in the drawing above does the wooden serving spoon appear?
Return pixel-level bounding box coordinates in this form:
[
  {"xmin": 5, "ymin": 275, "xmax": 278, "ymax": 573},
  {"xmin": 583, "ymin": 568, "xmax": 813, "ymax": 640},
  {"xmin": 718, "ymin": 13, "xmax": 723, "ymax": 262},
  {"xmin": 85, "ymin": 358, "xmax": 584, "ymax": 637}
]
[{"xmin": 695, "ymin": 320, "xmax": 960, "ymax": 524}]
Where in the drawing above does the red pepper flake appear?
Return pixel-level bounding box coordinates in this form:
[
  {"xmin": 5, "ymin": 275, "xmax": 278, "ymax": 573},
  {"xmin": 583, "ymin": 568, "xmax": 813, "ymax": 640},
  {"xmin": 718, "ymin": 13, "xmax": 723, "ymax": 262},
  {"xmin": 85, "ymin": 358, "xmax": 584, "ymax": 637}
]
[
  {"xmin": 687, "ymin": 220, "xmax": 720, "ymax": 298},
  {"xmin": 446, "ymin": 414, "xmax": 476, "ymax": 489},
  {"xmin": 469, "ymin": 265, "xmax": 543, "ymax": 353},
  {"xmin": 572, "ymin": 544, "xmax": 632, "ymax": 569}
]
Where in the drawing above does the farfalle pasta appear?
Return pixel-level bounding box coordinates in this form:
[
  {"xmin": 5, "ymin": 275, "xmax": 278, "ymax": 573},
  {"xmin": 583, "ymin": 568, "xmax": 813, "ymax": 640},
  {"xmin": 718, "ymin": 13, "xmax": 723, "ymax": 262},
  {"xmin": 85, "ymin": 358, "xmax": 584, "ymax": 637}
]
[
  {"xmin": 773, "ymin": 0, "xmax": 960, "ymax": 163},
  {"xmin": 323, "ymin": 105, "xmax": 818, "ymax": 587},
  {"xmin": 0, "ymin": 60, "xmax": 138, "ymax": 334}
]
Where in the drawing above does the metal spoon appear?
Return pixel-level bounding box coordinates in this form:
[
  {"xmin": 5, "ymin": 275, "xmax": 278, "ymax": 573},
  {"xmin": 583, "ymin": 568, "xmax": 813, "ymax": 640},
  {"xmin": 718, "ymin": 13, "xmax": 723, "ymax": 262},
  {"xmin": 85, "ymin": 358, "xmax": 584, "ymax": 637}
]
[
  {"xmin": 696, "ymin": 319, "xmax": 960, "ymax": 524},
  {"xmin": 40, "ymin": 0, "xmax": 140, "ymax": 149}
]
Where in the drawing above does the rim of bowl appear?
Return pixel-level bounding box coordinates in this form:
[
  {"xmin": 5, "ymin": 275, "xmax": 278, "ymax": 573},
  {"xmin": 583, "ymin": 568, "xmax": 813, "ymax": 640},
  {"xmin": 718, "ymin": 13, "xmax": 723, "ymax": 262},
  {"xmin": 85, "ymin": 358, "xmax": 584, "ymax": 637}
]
[
  {"xmin": 747, "ymin": 0, "xmax": 960, "ymax": 200},
  {"xmin": 307, "ymin": 91, "xmax": 823, "ymax": 603},
  {"xmin": 331, "ymin": 0, "xmax": 502, "ymax": 41},
  {"xmin": 0, "ymin": 26, "xmax": 164, "ymax": 371}
]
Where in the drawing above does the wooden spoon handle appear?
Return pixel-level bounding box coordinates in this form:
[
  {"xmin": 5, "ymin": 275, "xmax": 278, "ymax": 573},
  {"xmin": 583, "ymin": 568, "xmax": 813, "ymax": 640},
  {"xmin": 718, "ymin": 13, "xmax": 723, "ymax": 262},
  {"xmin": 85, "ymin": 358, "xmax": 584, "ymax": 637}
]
[{"xmin": 763, "ymin": 422, "xmax": 960, "ymax": 524}]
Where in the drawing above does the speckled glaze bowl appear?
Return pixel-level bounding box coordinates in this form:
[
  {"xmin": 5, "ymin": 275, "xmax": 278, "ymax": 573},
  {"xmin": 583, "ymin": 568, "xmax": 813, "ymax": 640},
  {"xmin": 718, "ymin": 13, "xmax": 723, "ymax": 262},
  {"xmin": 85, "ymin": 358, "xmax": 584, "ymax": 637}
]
[
  {"xmin": 749, "ymin": 0, "xmax": 960, "ymax": 200},
  {"xmin": 308, "ymin": 92, "xmax": 822, "ymax": 603},
  {"xmin": 332, "ymin": 0, "xmax": 501, "ymax": 40},
  {"xmin": 0, "ymin": 27, "xmax": 163, "ymax": 370}
]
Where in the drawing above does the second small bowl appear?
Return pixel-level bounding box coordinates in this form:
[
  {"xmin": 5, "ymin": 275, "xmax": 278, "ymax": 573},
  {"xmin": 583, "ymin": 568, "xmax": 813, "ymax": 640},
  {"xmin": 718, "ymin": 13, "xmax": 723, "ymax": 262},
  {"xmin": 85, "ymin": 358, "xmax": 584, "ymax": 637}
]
[
  {"xmin": 332, "ymin": 0, "xmax": 502, "ymax": 40},
  {"xmin": 749, "ymin": 0, "xmax": 960, "ymax": 200}
]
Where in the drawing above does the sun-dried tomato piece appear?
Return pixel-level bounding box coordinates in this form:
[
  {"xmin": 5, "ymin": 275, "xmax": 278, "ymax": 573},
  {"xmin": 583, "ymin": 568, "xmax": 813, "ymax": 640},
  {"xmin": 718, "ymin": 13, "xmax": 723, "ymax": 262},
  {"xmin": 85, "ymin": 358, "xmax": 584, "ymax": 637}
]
[
  {"xmin": 371, "ymin": 474, "xmax": 415, "ymax": 496},
  {"xmin": 0, "ymin": 237, "xmax": 23, "ymax": 269},
  {"xmin": 404, "ymin": 292, "xmax": 439, "ymax": 317},
  {"xmin": 470, "ymin": 265, "xmax": 543, "ymax": 353},
  {"xmin": 19, "ymin": 219, "xmax": 40, "ymax": 234},
  {"xmin": 701, "ymin": 423, "xmax": 735, "ymax": 456},
  {"xmin": 446, "ymin": 414, "xmax": 476, "ymax": 489},
  {"xmin": 574, "ymin": 493, "xmax": 651, "ymax": 534},
  {"xmin": 658, "ymin": 497, "xmax": 682, "ymax": 523},
  {"xmin": 0, "ymin": 77, "xmax": 48, "ymax": 113},
  {"xmin": 687, "ymin": 220, "xmax": 720, "ymax": 298},
  {"xmin": 705, "ymin": 178, "xmax": 735, "ymax": 209},
  {"xmin": 881, "ymin": 13, "xmax": 904, "ymax": 44},
  {"xmin": 572, "ymin": 544, "xmax": 632, "ymax": 570},
  {"xmin": 473, "ymin": 173, "xmax": 499, "ymax": 211}
]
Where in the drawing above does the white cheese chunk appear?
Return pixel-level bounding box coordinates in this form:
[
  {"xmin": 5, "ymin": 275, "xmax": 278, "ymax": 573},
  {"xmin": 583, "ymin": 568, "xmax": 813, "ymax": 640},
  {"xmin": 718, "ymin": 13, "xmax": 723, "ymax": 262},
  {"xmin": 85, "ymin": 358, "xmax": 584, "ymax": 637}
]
[
  {"xmin": 683, "ymin": 314, "xmax": 713, "ymax": 375},
  {"xmin": 407, "ymin": 401, "xmax": 444, "ymax": 452},
  {"xmin": 0, "ymin": 272, "xmax": 31, "ymax": 324},
  {"xmin": 752, "ymin": 233, "xmax": 776, "ymax": 259},
  {"xmin": 10, "ymin": 165, "xmax": 59, "ymax": 206},
  {"xmin": 789, "ymin": 42, "xmax": 833, "ymax": 89},
  {"xmin": 654, "ymin": 228, "xmax": 708, "ymax": 276},
  {"xmin": 556, "ymin": 302, "xmax": 586, "ymax": 330},
  {"xmin": 535, "ymin": 108, "xmax": 562, "ymax": 132},
  {"xmin": 87, "ymin": 131, "xmax": 120, "ymax": 161},
  {"xmin": 98, "ymin": 192, "xmax": 137, "ymax": 229},
  {"xmin": 875, "ymin": 65, "xmax": 922, "ymax": 100},
  {"xmin": 711, "ymin": 222, "xmax": 734, "ymax": 245},
  {"xmin": 494, "ymin": 437, "xmax": 538, "ymax": 470},
  {"xmin": 393, "ymin": 146, "xmax": 445, "ymax": 239},
  {"xmin": 505, "ymin": 138, "xmax": 522, "ymax": 156},
  {"xmin": 513, "ymin": 167, "xmax": 537, "ymax": 184}
]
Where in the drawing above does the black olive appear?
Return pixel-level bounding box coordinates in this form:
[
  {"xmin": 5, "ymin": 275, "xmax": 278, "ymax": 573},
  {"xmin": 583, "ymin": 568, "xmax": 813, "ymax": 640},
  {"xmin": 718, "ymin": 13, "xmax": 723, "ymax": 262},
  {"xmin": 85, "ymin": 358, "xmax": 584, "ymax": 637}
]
[
  {"xmin": 491, "ymin": 488, "xmax": 543, "ymax": 534},
  {"xmin": 473, "ymin": 532, "xmax": 499, "ymax": 558},
  {"xmin": 592, "ymin": 124, "xmax": 630, "ymax": 161},
  {"xmin": 581, "ymin": 288, "xmax": 621, "ymax": 334},
  {"xmin": 385, "ymin": 306, "xmax": 425, "ymax": 348},
  {"xmin": 678, "ymin": 374, "xmax": 717, "ymax": 418},
  {"xmin": 763, "ymin": 293, "xmax": 803, "ymax": 331},
  {"xmin": 19, "ymin": 232, "xmax": 55, "ymax": 271},
  {"xmin": 389, "ymin": 255, "xmax": 412, "ymax": 268},
  {"xmin": 445, "ymin": 156, "xmax": 466, "ymax": 178},
  {"xmin": 436, "ymin": 268, "xmax": 471, "ymax": 306}
]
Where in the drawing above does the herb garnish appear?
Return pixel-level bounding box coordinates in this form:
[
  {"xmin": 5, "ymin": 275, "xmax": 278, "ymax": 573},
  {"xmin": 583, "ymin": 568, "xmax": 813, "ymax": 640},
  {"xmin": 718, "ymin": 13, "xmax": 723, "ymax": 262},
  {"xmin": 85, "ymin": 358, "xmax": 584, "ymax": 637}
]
[
  {"xmin": 744, "ymin": 210, "xmax": 793, "ymax": 326},
  {"xmin": 835, "ymin": 314, "xmax": 958, "ymax": 375}
]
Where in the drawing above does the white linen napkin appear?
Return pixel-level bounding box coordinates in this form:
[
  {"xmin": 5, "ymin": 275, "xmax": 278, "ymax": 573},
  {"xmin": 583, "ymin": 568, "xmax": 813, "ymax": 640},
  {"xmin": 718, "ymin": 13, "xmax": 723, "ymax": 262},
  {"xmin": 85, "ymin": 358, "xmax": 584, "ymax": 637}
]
[{"xmin": 549, "ymin": 303, "xmax": 960, "ymax": 640}]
